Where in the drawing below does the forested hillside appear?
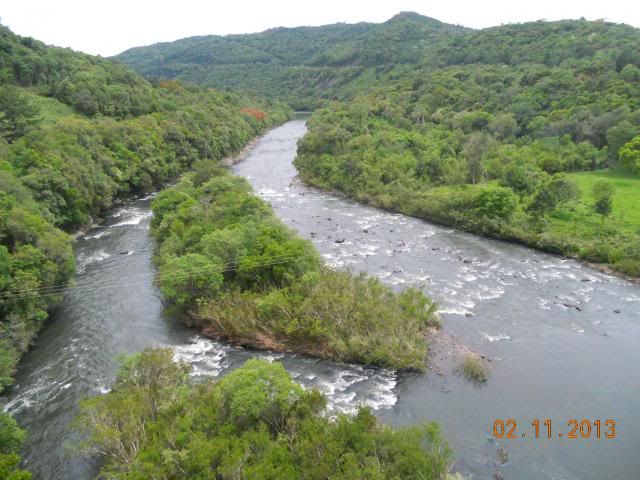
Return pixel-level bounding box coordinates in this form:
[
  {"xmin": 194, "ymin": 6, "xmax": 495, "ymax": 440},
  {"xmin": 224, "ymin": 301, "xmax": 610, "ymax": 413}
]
[
  {"xmin": 117, "ymin": 13, "xmax": 640, "ymax": 276},
  {"xmin": 294, "ymin": 25, "xmax": 640, "ymax": 277},
  {"xmin": 116, "ymin": 13, "xmax": 468, "ymax": 109},
  {"xmin": 117, "ymin": 14, "xmax": 640, "ymax": 109},
  {"xmin": 0, "ymin": 23, "xmax": 291, "ymax": 402}
]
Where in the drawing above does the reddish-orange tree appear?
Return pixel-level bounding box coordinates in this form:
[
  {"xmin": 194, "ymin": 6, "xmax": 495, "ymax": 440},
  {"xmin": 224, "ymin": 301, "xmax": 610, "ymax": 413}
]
[{"xmin": 240, "ymin": 108, "xmax": 267, "ymax": 121}]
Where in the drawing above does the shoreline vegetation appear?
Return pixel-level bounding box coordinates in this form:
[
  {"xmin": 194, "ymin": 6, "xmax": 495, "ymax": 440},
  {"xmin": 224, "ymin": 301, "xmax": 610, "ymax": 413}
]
[
  {"xmin": 294, "ymin": 96, "xmax": 640, "ymax": 282},
  {"xmin": 150, "ymin": 161, "xmax": 441, "ymax": 371},
  {"xmin": 0, "ymin": 22, "xmax": 292, "ymax": 397},
  {"xmin": 75, "ymin": 348, "xmax": 457, "ymax": 479},
  {"xmin": 294, "ymin": 168, "xmax": 640, "ymax": 285}
]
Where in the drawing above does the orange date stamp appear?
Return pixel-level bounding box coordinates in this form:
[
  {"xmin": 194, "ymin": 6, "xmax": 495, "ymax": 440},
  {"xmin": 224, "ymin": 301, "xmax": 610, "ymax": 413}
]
[{"xmin": 493, "ymin": 419, "xmax": 616, "ymax": 439}]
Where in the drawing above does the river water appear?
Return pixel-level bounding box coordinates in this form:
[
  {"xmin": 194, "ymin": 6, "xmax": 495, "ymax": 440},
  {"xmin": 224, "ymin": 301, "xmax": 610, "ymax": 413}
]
[{"xmin": 5, "ymin": 120, "xmax": 640, "ymax": 479}]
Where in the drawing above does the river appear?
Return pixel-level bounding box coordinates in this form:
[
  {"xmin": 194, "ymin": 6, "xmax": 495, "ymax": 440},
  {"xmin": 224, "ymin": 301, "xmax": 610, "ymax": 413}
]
[{"xmin": 6, "ymin": 119, "xmax": 640, "ymax": 479}]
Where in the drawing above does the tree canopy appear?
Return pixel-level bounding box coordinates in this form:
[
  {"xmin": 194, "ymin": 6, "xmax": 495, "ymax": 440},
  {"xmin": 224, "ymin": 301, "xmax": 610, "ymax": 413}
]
[{"xmin": 76, "ymin": 348, "xmax": 454, "ymax": 479}]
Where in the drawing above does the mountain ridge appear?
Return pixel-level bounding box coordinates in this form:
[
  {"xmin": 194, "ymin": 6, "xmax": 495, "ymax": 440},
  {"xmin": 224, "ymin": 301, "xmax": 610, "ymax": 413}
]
[{"xmin": 114, "ymin": 12, "xmax": 640, "ymax": 109}]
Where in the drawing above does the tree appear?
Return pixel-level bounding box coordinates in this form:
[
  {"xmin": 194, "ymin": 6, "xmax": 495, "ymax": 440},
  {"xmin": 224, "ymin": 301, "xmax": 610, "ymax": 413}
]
[
  {"xmin": 0, "ymin": 86, "xmax": 40, "ymax": 143},
  {"xmin": 606, "ymin": 122, "xmax": 638, "ymax": 163},
  {"xmin": 620, "ymin": 64, "xmax": 640, "ymax": 83},
  {"xmin": 462, "ymin": 132, "xmax": 491, "ymax": 184},
  {"xmin": 76, "ymin": 351, "xmax": 453, "ymax": 479},
  {"xmin": 488, "ymin": 113, "xmax": 518, "ymax": 140},
  {"xmin": 0, "ymin": 413, "xmax": 31, "ymax": 480},
  {"xmin": 619, "ymin": 136, "xmax": 640, "ymax": 174},
  {"xmin": 527, "ymin": 174, "xmax": 580, "ymax": 217},
  {"xmin": 502, "ymin": 163, "xmax": 539, "ymax": 200},
  {"xmin": 473, "ymin": 186, "xmax": 517, "ymax": 220},
  {"xmin": 158, "ymin": 253, "xmax": 224, "ymax": 307},
  {"xmin": 593, "ymin": 180, "xmax": 615, "ymax": 219}
]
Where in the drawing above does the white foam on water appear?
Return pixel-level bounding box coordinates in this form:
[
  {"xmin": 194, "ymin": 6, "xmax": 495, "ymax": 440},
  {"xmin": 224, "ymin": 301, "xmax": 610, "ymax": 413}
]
[
  {"xmin": 313, "ymin": 367, "xmax": 397, "ymax": 414},
  {"xmin": 111, "ymin": 211, "xmax": 153, "ymax": 227},
  {"xmin": 77, "ymin": 250, "xmax": 112, "ymax": 271},
  {"xmin": 260, "ymin": 353, "xmax": 287, "ymax": 363},
  {"xmin": 357, "ymin": 244, "xmax": 379, "ymax": 256},
  {"xmin": 460, "ymin": 273, "xmax": 478, "ymax": 282},
  {"xmin": 570, "ymin": 324, "xmax": 585, "ymax": 334},
  {"xmin": 470, "ymin": 284, "xmax": 505, "ymax": 301},
  {"xmin": 174, "ymin": 336, "xmax": 230, "ymax": 377},
  {"xmin": 407, "ymin": 273, "xmax": 431, "ymax": 283},
  {"xmin": 84, "ymin": 230, "xmax": 109, "ymax": 240},
  {"xmin": 322, "ymin": 253, "xmax": 345, "ymax": 268},
  {"xmin": 364, "ymin": 372, "xmax": 398, "ymax": 410},
  {"xmin": 439, "ymin": 306, "xmax": 474, "ymax": 316},
  {"xmin": 482, "ymin": 332, "xmax": 511, "ymax": 342},
  {"xmin": 259, "ymin": 188, "xmax": 286, "ymax": 198},
  {"xmin": 537, "ymin": 298, "xmax": 552, "ymax": 310}
]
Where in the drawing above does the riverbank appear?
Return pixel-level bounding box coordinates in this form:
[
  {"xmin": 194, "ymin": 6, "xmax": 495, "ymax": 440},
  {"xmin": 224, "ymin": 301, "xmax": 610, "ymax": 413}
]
[{"xmin": 294, "ymin": 169, "xmax": 640, "ymax": 285}]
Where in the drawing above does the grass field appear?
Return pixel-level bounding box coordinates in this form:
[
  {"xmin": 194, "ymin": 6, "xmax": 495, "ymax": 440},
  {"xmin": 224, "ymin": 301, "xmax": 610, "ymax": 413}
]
[
  {"xmin": 535, "ymin": 170, "xmax": 640, "ymax": 276},
  {"xmin": 569, "ymin": 170, "xmax": 640, "ymax": 230}
]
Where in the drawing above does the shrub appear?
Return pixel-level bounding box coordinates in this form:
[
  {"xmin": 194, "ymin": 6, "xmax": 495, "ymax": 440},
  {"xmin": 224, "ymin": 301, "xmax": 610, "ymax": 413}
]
[
  {"xmin": 457, "ymin": 355, "xmax": 489, "ymax": 382},
  {"xmin": 76, "ymin": 350, "xmax": 453, "ymax": 479}
]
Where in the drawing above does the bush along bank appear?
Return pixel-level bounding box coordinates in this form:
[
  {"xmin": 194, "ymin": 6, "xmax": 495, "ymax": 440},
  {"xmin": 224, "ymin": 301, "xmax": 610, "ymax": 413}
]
[
  {"xmin": 75, "ymin": 348, "xmax": 455, "ymax": 479},
  {"xmin": 150, "ymin": 164, "xmax": 440, "ymax": 371},
  {"xmin": 294, "ymin": 101, "xmax": 640, "ymax": 279}
]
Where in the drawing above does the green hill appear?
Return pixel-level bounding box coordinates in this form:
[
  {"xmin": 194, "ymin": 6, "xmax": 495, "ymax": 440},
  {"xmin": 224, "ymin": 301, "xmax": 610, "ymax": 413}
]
[
  {"xmin": 116, "ymin": 14, "xmax": 640, "ymax": 109},
  {"xmin": 116, "ymin": 13, "xmax": 640, "ymax": 276},
  {"xmin": 0, "ymin": 23, "xmax": 290, "ymax": 401},
  {"xmin": 115, "ymin": 13, "xmax": 468, "ymax": 109}
]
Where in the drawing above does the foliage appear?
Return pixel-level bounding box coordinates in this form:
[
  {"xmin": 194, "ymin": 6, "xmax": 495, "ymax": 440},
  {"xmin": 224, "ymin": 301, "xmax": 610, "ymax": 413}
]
[
  {"xmin": 288, "ymin": 19, "xmax": 640, "ymax": 277},
  {"xmin": 151, "ymin": 167, "xmax": 439, "ymax": 370},
  {"xmin": 473, "ymin": 187, "xmax": 517, "ymax": 220},
  {"xmin": 619, "ymin": 136, "xmax": 640, "ymax": 174},
  {"xmin": 0, "ymin": 86, "xmax": 40, "ymax": 142},
  {"xmin": 118, "ymin": 14, "xmax": 640, "ymax": 112},
  {"xmin": 0, "ymin": 23, "xmax": 291, "ymax": 398},
  {"xmin": 456, "ymin": 355, "xmax": 489, "ymax": 383},
  {"xmin": 527, "ymin": 175, "xmax": 581, "ymax": 216},
  {"xmin": 118, "ymin": 12, "xmax": 640, "ymax": 275},
  {"xmin": 117, "ymin": 13, "xmax": 467, "ymax": 110},
  {"xmin": 0, "ymin": 412, "xmax": 31, "ymax": 480},
  {"xmin": 76, "ymin": 349, "xmax": 453, "ymax": 479},
  {"xmin": 592, "ymin": 180, "xmax": 615, "ymax": 218}
]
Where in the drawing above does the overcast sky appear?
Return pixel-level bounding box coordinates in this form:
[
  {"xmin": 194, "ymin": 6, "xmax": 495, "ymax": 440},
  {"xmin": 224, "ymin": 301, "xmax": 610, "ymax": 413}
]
[{"xmin": 2, "ymin": 0, "xmax": 638, "ymax": 57}]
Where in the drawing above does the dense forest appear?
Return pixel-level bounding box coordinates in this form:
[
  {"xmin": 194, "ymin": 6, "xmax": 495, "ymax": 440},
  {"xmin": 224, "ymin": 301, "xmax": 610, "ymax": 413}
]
[
  {"xmin": 0, "ymin": 19, "xmax": 452, "ymax": 478},
  {"xmin": 0, "ymin": 23, "xmax": 292, "ymax": 476},
  {"xmin": 116, "ymin": 13, "xmax": 467, "ymax": 110},
  {"xmin": 295, "ymin": 57, "xmax": 640, "ymax": 276},
  {"xmin": 75, "ymin": 348, "xmax": 456, "ymax": 479},
  {"xmin": 117, "ymin": 14, "xmax": 640, "ymax": 276},
  {"xmin": 117, "ymin": 13, "xmax": 640, "ymax": 110},
  {"xmin": 151, "ymin": 162, "xmax": 439, "ymax": 369}
]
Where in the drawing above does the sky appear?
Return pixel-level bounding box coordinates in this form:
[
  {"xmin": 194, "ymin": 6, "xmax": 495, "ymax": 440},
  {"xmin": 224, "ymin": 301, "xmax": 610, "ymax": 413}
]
[{"xmin": 1, "ymin": 0, "xmax": 638, "ymax": 57}]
